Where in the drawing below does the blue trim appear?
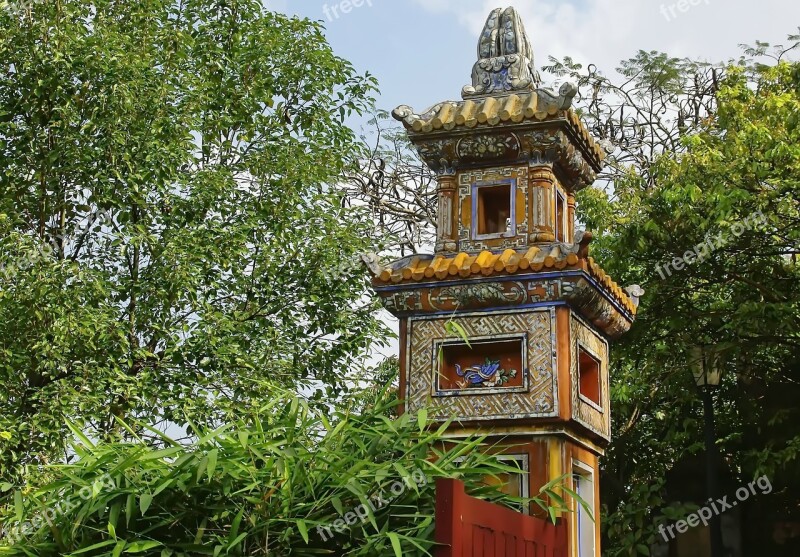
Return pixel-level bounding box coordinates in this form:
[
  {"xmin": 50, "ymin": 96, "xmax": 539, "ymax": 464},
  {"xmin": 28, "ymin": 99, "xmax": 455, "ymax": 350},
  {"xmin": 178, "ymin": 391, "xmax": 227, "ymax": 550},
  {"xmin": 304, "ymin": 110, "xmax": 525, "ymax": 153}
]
[
  {"xmin": 576, "ymin": 475, "xmax": 584, "ymax": 556},
  {"xmin": 555, "ymin": 189, "xmax": 566, "ymax": 243},
  {"xmin": 471, "ymin": 178, "xmax": 516, "ymax": 240}
]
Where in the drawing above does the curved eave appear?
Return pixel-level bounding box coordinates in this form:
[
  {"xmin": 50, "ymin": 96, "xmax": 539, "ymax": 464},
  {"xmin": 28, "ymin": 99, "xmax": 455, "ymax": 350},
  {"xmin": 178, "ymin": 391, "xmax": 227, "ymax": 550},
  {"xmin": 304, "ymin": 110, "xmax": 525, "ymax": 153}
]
[
  {"xmin": 392, "ymin": 90, "xmax": 606, "ymax": 170},
  {"xmin": 370, "ymin": 247, "xmax": 637, "ymax": 318}
]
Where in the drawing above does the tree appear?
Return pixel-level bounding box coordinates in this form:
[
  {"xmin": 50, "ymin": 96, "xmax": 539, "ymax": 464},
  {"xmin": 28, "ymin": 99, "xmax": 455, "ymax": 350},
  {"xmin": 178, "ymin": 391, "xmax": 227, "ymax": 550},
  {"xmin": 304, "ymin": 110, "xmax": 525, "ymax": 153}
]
[
  {"xmin": 586, "ymin": 53, "xmax": 800, "ymax": 555},
  {"xmin": 0, "ymin": 0, "xmax": 383, "ymax": 483},
  {"xmin": 340, "ymin": 112, "xmax": 438, "ymax": 256}
]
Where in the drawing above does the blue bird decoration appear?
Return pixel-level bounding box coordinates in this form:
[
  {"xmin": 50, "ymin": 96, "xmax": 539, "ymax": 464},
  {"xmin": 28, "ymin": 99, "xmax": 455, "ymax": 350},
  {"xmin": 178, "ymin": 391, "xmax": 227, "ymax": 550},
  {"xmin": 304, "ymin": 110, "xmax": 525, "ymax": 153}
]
[{"xmin": 455, "ymin": 358, "xmax": 501, "ymax": 385}]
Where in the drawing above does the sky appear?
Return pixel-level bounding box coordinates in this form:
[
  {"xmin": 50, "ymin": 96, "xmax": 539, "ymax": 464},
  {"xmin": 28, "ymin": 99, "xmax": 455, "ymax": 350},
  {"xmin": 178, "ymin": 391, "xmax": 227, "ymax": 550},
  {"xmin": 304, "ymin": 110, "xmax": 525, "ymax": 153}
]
[{"xmin": 264, "ymin": 0, "xmax": 800, "ymax": 120}]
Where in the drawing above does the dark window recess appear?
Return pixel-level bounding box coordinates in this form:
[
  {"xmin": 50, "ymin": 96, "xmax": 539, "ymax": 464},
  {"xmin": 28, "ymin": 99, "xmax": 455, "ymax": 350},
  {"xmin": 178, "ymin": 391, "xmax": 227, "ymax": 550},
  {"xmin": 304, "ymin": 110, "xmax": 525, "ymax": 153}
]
[
  {"xmin": 477, "ymin": 184, "xmax": 511, "ymax": 235},
  {"xmin": 555, "ymin": 190, "xmax": 566, "ymax": 242},
  {"xmin": 578, "ymin": 347, "xmax": 601, "ymax": 406}
]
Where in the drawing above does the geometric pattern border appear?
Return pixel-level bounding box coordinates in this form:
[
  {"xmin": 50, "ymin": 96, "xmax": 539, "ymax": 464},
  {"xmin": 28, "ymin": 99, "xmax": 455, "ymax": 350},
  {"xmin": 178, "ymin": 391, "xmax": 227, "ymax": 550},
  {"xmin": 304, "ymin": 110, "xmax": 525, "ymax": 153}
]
[{"xmin": 406, "ymin": 308, "xmax": 558, "ymax": 422}]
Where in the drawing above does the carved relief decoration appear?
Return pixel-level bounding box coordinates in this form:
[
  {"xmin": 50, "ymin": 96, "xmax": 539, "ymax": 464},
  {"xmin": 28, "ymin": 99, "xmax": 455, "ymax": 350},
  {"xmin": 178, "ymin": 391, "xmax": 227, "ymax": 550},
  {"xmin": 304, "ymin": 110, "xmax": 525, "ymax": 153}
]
[
  {"xmin": 520, "ymin": 130, "xmax": 596, "ymax": 191},
  {"xmin": 406, "ymin": 309, "xmax": 558, "ymax": 422},
  {"xmin": 381, "ymin": 290, "xmax": 423, "ymax": 313},
  {"xmin": 429, "ymin": 281, "xmax": 527, "ymax": 311},
  {"xmin": 407, "ymin": 126, "xmax": 596, "ymax": 191},
  {"xmin": 457, "ymin": 133, "xmax": 520, "ymax": 162},
  {"xmin": 375, "ymin": 274, "xmax": 633, "ymax": 338}
]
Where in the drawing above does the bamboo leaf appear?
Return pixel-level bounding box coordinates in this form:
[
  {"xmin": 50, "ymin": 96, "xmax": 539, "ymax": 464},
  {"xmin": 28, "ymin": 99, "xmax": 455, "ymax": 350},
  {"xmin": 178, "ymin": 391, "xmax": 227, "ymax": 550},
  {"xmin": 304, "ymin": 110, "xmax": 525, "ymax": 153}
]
[
  {"xmin": 387, "ymin": 532, "xmax": 403, "ymax": 557},
  {"xmin": 206, "ymin": 449, "xmax": 218, "ymax": 482},
  {"xmin": 296, "ymin": 519, "xmax": 309, "ymax": 544},
  {"xmin": 139, "ymin": 493, "xmax": 153, "ymax": 516}
]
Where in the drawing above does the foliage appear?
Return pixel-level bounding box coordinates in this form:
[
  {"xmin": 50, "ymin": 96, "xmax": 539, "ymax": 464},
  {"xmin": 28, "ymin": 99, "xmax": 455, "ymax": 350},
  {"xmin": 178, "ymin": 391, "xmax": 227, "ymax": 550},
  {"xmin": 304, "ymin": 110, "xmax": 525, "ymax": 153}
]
[
  {"xmin": 589, "ymin": 53, "xmax": 800, "ymax": 555},
  {"xmin": 0, "ymin": 0, "xmax": 383, "ymax": 483},
  {"xmin": 0, "ymin": 386, "xmax": 568, "ymax": 556},
  {"xmin": 3, "ymin": 0, "xmax": 798, "ymax": 553}
]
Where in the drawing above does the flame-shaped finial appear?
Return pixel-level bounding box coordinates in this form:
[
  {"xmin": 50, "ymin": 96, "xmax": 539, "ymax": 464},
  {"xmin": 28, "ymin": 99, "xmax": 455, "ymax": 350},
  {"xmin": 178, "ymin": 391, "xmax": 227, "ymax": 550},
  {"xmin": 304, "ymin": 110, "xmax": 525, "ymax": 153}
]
[{"xmin": 462, "ymin": 7, "xmax": 541, "ymax": 98}]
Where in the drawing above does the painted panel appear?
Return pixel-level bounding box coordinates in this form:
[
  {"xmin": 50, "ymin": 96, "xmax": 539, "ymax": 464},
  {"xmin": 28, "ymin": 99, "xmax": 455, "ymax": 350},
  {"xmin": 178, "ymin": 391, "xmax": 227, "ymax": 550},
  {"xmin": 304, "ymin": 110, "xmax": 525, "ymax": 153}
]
[
  {"xmin": 434, "ymin": 335, "xmax": 527, "ymax": 394},
  {"xmin": 407, "ymin": 308, "xmax": 558, "ymax": 422}
]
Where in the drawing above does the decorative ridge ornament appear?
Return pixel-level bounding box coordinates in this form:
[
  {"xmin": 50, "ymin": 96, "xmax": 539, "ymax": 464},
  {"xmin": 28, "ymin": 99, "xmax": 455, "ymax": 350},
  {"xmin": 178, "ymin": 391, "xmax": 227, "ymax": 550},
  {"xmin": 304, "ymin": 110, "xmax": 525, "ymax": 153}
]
[
  {"xmin": 389, "ymin": 10, "xmax": 604, "ymax": 187},
  {"xmin": 462, "ymin": 7, "xmax": 541, "ymax": 98}
]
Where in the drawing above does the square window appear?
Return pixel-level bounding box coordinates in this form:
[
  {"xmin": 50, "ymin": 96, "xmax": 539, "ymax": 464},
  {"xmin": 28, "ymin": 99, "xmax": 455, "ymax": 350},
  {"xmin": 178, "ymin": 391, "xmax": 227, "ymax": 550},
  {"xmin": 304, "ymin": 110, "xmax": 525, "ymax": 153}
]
[
  {"xmin": 437, "ymin": 337, "xmax": 525, "ymax": 392},
  {"xmin": 474, "ymin": 182, "xmax": 513, "ymax": 237},
  {"xmin": 578, "ymin": 346, "xmax": 601, "ymax": 407},
  {"xmin": 485, "ymin": 454, "xmax": 530, "ymax": 512},
  {"xmin": 456, "ymin": 453, "xmax": 530, "ymax": 513}
]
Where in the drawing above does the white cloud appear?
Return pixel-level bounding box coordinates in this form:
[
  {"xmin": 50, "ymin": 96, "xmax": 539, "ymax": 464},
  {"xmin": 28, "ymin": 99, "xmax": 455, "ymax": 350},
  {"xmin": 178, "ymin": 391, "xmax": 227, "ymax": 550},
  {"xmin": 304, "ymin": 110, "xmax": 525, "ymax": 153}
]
[{"xmin": 412, "ymin": 0, "xmax": 800, "ymax": 77}]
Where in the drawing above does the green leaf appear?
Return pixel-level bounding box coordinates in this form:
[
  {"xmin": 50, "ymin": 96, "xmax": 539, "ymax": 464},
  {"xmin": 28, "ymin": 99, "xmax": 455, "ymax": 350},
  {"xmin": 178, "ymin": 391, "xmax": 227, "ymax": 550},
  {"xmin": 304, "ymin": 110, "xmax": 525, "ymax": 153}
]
[
  {"xmin": 387, "ymin": 532, "xmax": 403, "ymax": 557},
  {"xmin": 206, "ymin": 449, "xmax": 218, "ymax": 482},
  {"xmin": 65, "ymin": 419, "xmax": 95, "ymax": 450},
  {"xmin": 112, "ymin": 541, "xmax": 125, "ymax": 557},
  {"xmin": 13, "ymin": 490, "xmax": 23, "ymax": 521},
  {"xmin": 417, "ymin": 408, "xmax": 427, "ymax": 432},
  {"xmin": 445, "ymin": 321, "xmax": 471, "ymax": 347},
  {"xmin": 296, "ymin": 519, "xmax": 309, "ymax": 544},
  {"xmin": 125, "ymin": 493, "xmax": 135, "ymax": 527},
  {"xmin": 140, "ymin": 447, "xmax": 182, "ymax": 461},
  {"xmin": 69, "ymin": 540, "xmax": 119, "ymax": 554},
  {"xmin": 139, "ymin": 493, "xmax": 153, "ymax": 516},
  {"xmin": 124, "ymin": 541, "xmax": 163, "ymax": 553}
]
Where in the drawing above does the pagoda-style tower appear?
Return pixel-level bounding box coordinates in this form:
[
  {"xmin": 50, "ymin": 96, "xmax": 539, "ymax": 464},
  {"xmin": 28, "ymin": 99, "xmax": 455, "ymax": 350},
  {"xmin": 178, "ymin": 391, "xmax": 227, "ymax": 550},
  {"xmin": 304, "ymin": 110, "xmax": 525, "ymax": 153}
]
[{"xmin": 372, "ymin": 7, "xmax": 639, "ymax": 556}]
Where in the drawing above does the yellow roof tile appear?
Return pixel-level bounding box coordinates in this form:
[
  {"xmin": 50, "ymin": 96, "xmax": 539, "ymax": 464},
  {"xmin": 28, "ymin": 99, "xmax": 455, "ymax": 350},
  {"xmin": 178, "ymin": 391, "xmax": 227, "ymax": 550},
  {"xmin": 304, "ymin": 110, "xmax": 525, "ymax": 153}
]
[
  {"xmin": 373, "ymin": 247, "xmax": 636, "ymax": 316},
  {"xmin": 393, "ymin": 90, "xmax": 606, "ymax": 166}
]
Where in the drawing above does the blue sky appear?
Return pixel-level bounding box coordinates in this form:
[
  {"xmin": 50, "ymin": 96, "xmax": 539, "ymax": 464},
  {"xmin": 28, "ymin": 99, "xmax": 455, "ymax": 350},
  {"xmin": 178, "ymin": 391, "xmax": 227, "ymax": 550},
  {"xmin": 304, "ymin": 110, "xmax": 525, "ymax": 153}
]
[
  {"xmin": 266, "ymin": 0, "xmax": 800, "ymax": 121},
  {"xmin": 266, "ymin": 0, "xmax": 478, "ymax": 122}
]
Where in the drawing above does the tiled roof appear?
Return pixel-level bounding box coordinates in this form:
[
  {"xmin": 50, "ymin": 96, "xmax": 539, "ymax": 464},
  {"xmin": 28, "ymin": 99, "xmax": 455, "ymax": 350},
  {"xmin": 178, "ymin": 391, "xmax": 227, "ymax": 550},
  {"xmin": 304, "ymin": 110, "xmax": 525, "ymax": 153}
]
[
  {"xmin": 372, "ymin": 245, "xmax": 636, "ymax": 316},
  {"xmin": 392, "ymin": 89, "xmax": 606, "ymax": 166}
]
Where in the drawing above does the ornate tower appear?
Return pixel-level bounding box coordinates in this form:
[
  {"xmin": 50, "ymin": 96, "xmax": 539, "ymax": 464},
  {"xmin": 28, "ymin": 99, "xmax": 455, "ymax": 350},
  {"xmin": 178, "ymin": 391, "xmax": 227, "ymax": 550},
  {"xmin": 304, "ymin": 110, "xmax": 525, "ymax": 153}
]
[{"xmin": 372, "ymin": 7, "xmax": 639, "ymax": 556}]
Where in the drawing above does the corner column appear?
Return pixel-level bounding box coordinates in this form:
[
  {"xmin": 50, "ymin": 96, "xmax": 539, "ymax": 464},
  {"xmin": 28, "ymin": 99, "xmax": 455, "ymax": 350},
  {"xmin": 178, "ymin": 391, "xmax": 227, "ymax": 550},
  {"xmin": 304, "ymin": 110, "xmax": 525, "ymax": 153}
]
[
  {"xmin": 528, "ymin": 165, "xmax": 556, "ymax": 243},
  {"xmin": 435, "ymin": 173, "xmax": 458, "ymax": 253},
  {"xmin": 567, "ymin": 194, "xmax": 576, "ymax": 243}
]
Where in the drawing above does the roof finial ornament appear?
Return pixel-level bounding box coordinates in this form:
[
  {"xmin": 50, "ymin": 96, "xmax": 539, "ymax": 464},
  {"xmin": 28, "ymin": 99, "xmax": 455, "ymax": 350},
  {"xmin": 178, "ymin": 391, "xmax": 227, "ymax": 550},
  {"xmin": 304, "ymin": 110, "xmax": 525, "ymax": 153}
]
[{"xmin": 462, "ymin": 7, "xmax": 541, "ymax": 99}]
